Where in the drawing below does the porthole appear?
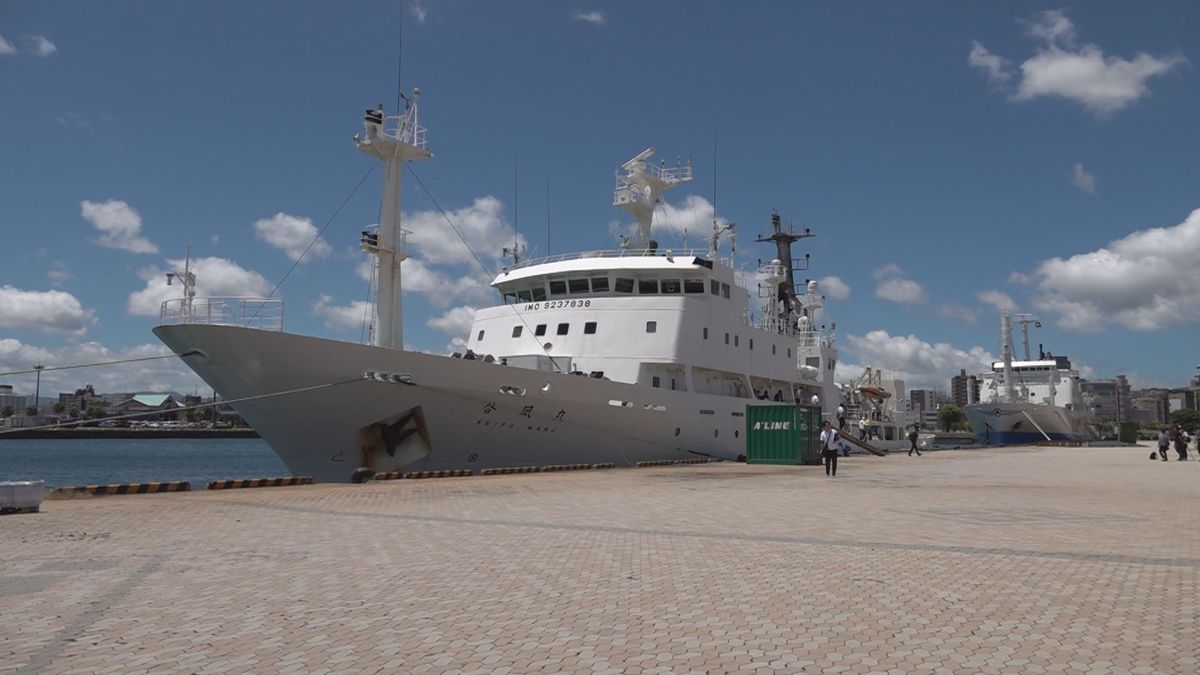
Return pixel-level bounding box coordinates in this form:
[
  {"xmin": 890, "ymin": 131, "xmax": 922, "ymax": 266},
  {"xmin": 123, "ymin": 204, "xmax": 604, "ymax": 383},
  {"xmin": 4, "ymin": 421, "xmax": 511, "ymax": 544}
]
[
  {"xmin": 714, "ymin": 429, "xmax": 719, "ymax": 438},
  {"xmin": 734, "ymin": 430, "xmax": 740, "ymax": 438},
  {"xmin": 674, "ymin": 427, "xmax": 680, "ymax": 437}
]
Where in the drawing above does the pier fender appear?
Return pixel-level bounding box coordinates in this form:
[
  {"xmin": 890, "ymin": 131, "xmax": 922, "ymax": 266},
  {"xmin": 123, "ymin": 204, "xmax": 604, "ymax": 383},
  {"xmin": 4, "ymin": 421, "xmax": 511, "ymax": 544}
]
[{"xmin": 350, "ymin": 467, "xmax": 375, "ymax": 483}]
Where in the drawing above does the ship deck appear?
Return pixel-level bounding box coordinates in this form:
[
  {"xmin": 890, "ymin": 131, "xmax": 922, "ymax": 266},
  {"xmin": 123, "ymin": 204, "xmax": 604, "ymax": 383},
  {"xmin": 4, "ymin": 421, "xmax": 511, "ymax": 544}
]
[{"xmin": 5, "ymin": 444, "xmax": 1197, "ymax": 673}]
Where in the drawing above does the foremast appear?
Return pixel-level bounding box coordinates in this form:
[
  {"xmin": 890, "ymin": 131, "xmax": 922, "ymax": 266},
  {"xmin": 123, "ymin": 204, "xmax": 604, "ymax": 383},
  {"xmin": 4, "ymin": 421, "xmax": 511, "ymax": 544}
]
[
  {"xmin": 612, "ymin": 148, "xmax": 692, "ymax": 250},
  {"xmin": 354, "ymin": 91, "xmax": 432, "ymax": 350}
]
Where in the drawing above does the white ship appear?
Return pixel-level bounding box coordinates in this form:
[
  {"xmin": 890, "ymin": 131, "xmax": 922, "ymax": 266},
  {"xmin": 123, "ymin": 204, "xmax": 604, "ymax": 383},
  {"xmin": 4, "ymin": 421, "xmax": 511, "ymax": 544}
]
[
  {"xmin": 154, "ymin": 92, "xmax": 851, "ymax": 482},
  {"xmin": 964, "ymin": 310, "xmax": 1094, "ymax": 444}
]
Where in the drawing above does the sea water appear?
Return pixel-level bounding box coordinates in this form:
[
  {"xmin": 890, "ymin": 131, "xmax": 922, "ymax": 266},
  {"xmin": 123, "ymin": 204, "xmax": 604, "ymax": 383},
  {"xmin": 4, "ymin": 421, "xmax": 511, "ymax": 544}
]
[{"xmin": 0, "ymin": 438, "xmax": 288, "ymax": 487}]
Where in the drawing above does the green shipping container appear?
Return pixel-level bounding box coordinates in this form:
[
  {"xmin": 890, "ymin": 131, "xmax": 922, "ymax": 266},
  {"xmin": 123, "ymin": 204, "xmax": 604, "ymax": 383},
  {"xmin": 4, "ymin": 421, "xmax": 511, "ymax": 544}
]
[{"xmin": 745, "ymin": 404, "xmax": 823, "ymax": 465}]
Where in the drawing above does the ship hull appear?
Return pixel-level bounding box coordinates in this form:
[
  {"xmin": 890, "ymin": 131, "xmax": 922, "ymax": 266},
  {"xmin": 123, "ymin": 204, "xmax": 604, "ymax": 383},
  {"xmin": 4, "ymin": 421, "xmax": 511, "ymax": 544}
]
[
  {"xmin": 964, "ymin": 402, "xmax": 1092, "ymax": 445},
  {"xmin": 154, "ymin": 325, "xmax": 774, "ymax": 482}
]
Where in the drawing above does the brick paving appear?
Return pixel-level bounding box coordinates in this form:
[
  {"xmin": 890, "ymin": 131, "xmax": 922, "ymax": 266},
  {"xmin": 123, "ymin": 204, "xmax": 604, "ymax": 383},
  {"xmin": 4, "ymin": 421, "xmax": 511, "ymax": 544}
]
[{"xmin": 2, "ymin": 445, "xmax": 1198, "ymax": 674}]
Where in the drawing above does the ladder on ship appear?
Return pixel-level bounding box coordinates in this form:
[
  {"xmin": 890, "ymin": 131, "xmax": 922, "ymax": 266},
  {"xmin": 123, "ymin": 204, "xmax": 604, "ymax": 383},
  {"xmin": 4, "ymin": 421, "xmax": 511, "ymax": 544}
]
[{"xmin": 840, "ymin": 434, "xmax": 888, "ymax": 457}]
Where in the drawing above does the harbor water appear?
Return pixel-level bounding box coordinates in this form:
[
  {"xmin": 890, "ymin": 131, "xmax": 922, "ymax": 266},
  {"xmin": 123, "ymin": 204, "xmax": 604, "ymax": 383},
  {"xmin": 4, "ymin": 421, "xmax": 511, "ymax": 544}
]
[{"xmin": 0, "ymin": 438, "xmax": 288, "ymax": 488}]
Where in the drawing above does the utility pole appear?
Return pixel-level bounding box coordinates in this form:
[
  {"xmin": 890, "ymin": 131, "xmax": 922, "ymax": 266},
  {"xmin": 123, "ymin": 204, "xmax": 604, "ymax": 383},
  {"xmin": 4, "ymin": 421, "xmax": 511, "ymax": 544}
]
[{"xmin": 32, "ymin": 364, "xmax": 44, "ymax": 416}]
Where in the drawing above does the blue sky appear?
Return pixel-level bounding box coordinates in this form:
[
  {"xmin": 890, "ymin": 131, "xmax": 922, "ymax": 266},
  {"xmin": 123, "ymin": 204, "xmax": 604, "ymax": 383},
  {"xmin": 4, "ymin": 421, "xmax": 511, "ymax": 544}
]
[{"xmin": 1, "ymin": 1, "xmax": 1198, "ymax": 397}]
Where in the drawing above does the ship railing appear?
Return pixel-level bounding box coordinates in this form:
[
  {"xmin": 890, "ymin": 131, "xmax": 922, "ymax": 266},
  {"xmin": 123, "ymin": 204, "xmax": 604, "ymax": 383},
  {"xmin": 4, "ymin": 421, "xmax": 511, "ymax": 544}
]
[
  {"xmin": 644, "ymin": 161, "xmax": 693, "ymax": 183},
  {"xmin": 506, "ymin": 248, "xmax": 710, "ymax": 272},
  {"xmin": 159, "ymin": 297, "xmax": 285, "ymax": 331},
  {"xmin": 383, "ymin": 114, "xmax": 428, "ymax": 150}
]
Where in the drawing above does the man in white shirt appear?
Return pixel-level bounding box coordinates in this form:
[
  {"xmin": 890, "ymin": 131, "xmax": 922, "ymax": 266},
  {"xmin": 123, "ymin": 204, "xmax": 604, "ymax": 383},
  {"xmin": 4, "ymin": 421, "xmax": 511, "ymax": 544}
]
[
  {"xmin": 820, "ymin": 420, "xmax": 840, "ymax": 477},
  {"xmin": 836, "ymin": 404, "xmax": 846, "ymax": 430}
]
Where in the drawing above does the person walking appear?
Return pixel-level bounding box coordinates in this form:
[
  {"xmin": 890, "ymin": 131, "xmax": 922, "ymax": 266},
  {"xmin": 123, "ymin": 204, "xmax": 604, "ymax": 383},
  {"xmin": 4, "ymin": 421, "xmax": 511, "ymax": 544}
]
[
  {"xmin": 1157, "ymin": 428, "xmax": 1170, "ymax": 461},
  {"xmin": 1172, "ymin": 426, "xmax": 1189, "ymax": 461},
  {"xmin": 820, "ymin": 420, "xmax": 840, "ymax": 477},
  {"xmin": 908, "ymin": 423, "xmax": 922, "ymax": 456},
  {"xmin": 837, "ymin": 404, "xmax": 846, "ymax": 430},
  {"xmin": 857, "ymin": 417, "xmax": 867, "ymax": 440}
]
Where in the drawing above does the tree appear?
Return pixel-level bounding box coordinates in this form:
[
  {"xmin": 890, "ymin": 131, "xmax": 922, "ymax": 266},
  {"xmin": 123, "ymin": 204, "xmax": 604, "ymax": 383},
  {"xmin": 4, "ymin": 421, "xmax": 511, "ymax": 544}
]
[
  {"xmin": 24, "ymin": 406, "xmax": 38, "ymax": 417},
  {"xmin": 52, "ymin": 402, "xmax": 65, "ymax": 415},
  {"xmin": 1, "ymin": 405, "xmax": 12, "ymax": 418},
  {"xmin": 67, "ymin": 407, "xmax": 80, "ymax": 419},
  {"xmin": 86, "ymin": 405, "xmax": 107, "ymax": 420},
  {"xmin": 938, "ymin": 404, "xmax": 967, "ymax": 432},
  {"xmin": 1171, "ymin": 408, "xmax": 1200, "ymax": 433}
]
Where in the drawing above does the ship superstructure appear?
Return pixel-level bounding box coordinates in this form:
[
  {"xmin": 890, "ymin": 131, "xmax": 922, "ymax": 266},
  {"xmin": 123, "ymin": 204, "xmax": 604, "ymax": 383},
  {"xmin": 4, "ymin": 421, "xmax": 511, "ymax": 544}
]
[{"xmin": 154, "ymin": 93, "xmax": 845, "ymax": 481}]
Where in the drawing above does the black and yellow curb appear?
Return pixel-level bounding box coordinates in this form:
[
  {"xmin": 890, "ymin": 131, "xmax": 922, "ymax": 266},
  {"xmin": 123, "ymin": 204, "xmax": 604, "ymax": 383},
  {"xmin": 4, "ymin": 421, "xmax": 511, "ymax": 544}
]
[
  {"xmin": 373, "ymin": 471, "xmax": 405, "ymax": 481},
  {"xmin": 540, "ymin": 464, "xmax": 593, "ymax": 472},
  {"xmin": 206, "ymin": 477, "xmax": 313, "ymax": 490},
  {"xmin": 591, "ymin": 463, "xmax": 616, "ymax": 470},
  {"xmin": 1036, "ymin": 441, "xmax": 1084, "ymax": 447},
  {"xmin": 637, "ymin": 458, "xmax": 721, "ymax": 467},
  {"xmin": 481, "ymin": 466, "xmax": 541, "ymax": 475},
  {"xmin": 51, "ymin": 481, "xmax": 192, "ymax": 497},
  {"xmin": 404, "ymin": 470, "xmax": 473, "ymax": 479}
]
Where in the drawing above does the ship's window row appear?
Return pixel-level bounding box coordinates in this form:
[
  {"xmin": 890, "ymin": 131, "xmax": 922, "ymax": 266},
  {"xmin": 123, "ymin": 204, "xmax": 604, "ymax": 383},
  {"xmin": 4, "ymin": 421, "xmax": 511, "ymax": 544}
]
[{"xmin": 501, "ymin": 274, "xmax": 720, "ymax": 303}]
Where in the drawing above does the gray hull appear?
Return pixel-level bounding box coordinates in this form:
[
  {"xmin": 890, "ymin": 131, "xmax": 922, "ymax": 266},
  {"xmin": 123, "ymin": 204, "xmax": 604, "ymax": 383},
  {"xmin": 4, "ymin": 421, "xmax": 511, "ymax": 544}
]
[{"xmin": 155, "ymin": 325, "xmax": 759, "ymax": 482}]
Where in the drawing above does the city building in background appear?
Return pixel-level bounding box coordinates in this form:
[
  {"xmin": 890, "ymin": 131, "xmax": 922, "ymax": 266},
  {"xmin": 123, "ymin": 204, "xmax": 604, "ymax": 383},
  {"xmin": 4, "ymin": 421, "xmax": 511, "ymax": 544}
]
[
  {"xmin": 0, "ymin": 384, "xmax": 29, "ymax": 414},
  {"xmin": 1080, "ymin": 375, "xmax": 1133, "ymax": 424},
  {"xmin": 950, "ymin": 369, "xmax": 980, "ymax": 407}
]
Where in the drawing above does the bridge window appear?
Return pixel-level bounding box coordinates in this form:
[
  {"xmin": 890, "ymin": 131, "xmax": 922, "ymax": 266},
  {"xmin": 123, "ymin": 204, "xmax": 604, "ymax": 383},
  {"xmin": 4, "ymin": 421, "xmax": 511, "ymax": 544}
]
[
  {"xmin": 710, "ymin": 280, "xmax": 720, "ymax": 295},
  {"xmin": 638, "ymin": 279, "xmax": 658, "ymax": 294},
  {"xmin": 512, "ymin": 326, "xmax": 522, "ymax": 338},
  {"xmin": 556, "ymin": 323, "xmax": 569, "ymax": 336},
  {"xmin": 646, "ymin": 321, "xmax": 657, "ymax": 333},
  {"xmin": 535, "ymin": 324, "xmax": 547, "ymax": 336},
  {"xmin": 721, "ymin": 283, "xmax": 731, "ymax": 299},
  {"xmin": 503, "ymin": 292, "xmax": 517, "ymax": 304},
  {"xmin": 584, "ymin": 322, "xmax": 597, "ymax": 334},
  {"xmin": 548, "ymin": 280, "xmax": 567, "ymax": 296},
  {"xmin": 591, "ymin": 277, "xmax": 609, "ymax": 293},
  {"xmin": 517, "ymin": 290, "xmax": 532, "ymax": 302},
  {"xmin": 684, "ymin": 278, "xmax": 705, "ymax": 293},
  {"xmin": 531, "ymin": 286, "xmax": 547, "ymax": 301},
  {"xmin": 568, "ymin": 278, "xmax": 590, "ymax": 295},
  {"xmin": 652, "ymin": 376, "xmax": 661, "ymax": 388},
  {"xmin": 661, "ymin": 279, "xmax": 681, "ymax": 294},
  {"xmin": 615, "ymin": 278, "xmax": 635, "ymax": 293}
]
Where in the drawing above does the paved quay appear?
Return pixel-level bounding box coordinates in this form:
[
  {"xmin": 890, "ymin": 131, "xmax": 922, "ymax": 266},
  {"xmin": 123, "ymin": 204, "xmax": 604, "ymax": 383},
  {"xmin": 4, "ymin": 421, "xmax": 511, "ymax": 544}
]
[{"xmin": 3, "ymin": 445, "xmax": 1198, "ymax": 674}]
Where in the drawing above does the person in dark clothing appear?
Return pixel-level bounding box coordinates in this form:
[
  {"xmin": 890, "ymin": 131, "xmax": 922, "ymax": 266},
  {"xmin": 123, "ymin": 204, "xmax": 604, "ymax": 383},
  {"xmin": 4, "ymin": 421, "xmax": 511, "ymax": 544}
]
[
  {"xmin": 1172, "ymin": 426, "xmax": 1189, "ymax": 461},
  {"xmin": 908, "ymin": 424, "xmax": 922, "ymax": 456},
  {"xmin": 819, "ymin": 420, "xmax": 840, "ymax": 477}
]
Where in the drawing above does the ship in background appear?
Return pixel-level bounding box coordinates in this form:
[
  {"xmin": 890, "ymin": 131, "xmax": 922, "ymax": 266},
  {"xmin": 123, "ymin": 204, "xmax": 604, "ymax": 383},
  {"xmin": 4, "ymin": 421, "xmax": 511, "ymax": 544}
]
[{"xmin": 964, "ymin": 310, "xmax": 1094, "ymax": 445}]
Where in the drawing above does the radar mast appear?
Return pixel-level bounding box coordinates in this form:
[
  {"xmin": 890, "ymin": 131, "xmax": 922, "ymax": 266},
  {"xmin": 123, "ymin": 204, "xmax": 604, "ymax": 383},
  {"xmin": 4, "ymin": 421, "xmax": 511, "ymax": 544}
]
[
  {"xmin": 354, "ymin": 91, "xmax": 432, "ymax": 350},
  {"xmin": 612, "ymin": 148, "xmax": 692, "ymax": 250}
]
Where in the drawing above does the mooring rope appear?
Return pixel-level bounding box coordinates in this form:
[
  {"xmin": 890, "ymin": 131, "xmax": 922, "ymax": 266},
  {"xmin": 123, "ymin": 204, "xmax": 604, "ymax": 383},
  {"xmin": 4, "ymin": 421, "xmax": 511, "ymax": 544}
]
[
  {"xmin": 0, "ymin": 377, "xmax": 362, "ymax": 436},
  {"xmin": 0, "ymin": 352, "xmax": 195, "ymax": 378}
]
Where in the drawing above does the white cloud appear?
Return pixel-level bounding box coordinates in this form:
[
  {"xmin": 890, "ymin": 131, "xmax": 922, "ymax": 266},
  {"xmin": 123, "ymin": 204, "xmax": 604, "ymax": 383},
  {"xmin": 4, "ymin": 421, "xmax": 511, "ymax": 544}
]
[
  {"xmin": 28, "ymin": 35, "xmax": 56, "ymax": 56},
  {"xmin": 47, "ymin": 261, "xmax": 72, "ymax": 287},
  {"xmin": 1008, "ymin": 271, "xmax": 1032, "ymax": 285},
  {"xmin": 1071, "ymin": 163, "xmax": 1097, "ymax": 194},
  {"xmin": 126, "ymin": 256, "xmax": 273, "ymax": 316},
  {"xmin": 427, "ymin": 305, "xmax": 477, "ymax": 351},
  {"xmin": 971, "ymin": 10, "xmax": 1185, "ymax": 117},
  {"xmin": 253, "ymin": 212, "xmax": 332, "ymax": 262},
  {"xmin": 977, "ymin": 290, "xmax": 1017, "ymax": 313},
  {"xmin": 572, "ymin": 11, "xmax": 605, "ymax": 25},
  {"xmin": 410, "ymin": 2, "xmax": 428, "ymax": 24},
  {"xmin": 934, "ymin": 303, "xmax": 978, "ymax": 324},
  {"xmin": 0, "ymin": 339, "xmax": 203, "ymax": 395},
  {"xmin": 608, "ymin": 194, "xmax": 729, "ymax": 248},
  {"xmin": 845, "ymin": 330, "xmax": 996, "ymax": 390},
  {"xmin": 817, "ymin": 276, "xmax": 850, "ymax": 301},
  {"xmin": 968, "ymin": 40, "xmax": 1011, "ymax": 84},
  {"xmin": 404, "ymin": 196, "xmax": 523, "ymax": 268},
  {"xmin": 0, "ymin": 286, "xmax": 93, "ymax": 336},
  {"xmin": 872, "ymin": 264, "xmax": 927, "ymax": 305},
  {"xmin": 1024, "ymin": 9, "xmax": 1076, "ymax": 45},
  {"xmin": 1029, "ymin": 208, "xmax": 1200, "ymax": 332},
  {"xmin": 311, "ymin": 294, "xmax": 372, "ymax": 332},
  {"xmin": 0, "ymin": 36, "xmax": 15, "ymax": 56},
  {"xmin": 81, "ymin": 199, "xmax": 159, "ymax": 254}
]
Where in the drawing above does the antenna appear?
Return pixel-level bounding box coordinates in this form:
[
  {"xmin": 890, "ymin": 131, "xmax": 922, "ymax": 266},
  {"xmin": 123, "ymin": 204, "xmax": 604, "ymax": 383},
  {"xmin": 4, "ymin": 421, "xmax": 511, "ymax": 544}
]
[
  {"xmin": 545, "ymin": 178, "xmax": 550, "ymax": 255},
  {"xmin": 395, "ymin": 6, "xmax": 405, "ymax": 114}
]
